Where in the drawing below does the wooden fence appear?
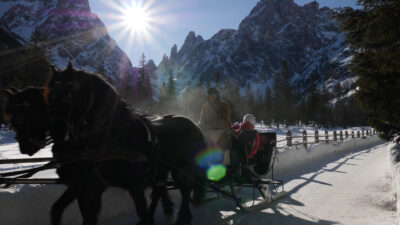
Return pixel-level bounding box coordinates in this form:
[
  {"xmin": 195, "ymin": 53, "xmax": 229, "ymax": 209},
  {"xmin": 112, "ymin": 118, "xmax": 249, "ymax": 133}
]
[
  {"xmin": 0, "ymin": 129, "xmax": 377, "ymax": 165},
  {"xmin": 275, "ymin": 129, "xmax": 376, "ymax": 149}
]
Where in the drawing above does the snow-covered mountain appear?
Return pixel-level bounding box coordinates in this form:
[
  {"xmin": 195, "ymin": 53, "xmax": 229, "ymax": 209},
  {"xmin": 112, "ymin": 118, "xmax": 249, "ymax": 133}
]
[
  {"xmin": 157, "ymin": 0, "xmax": 353, "ymax": 96},
  {"xmin": 0, "ymin": 0, "xmax": 133, "ymax": 88}
]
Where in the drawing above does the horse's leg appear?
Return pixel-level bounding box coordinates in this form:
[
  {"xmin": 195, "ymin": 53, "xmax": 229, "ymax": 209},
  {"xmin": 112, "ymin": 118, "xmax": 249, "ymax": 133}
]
[
  {"xmin": 51, "ymin": 186, "xmax": 77, "ymax": 225},
  {"xmin": 128, "ymin": 185, "xmax": 152, "ymax": 225},
  {"xmin": 172, "ymin": 171, "xmax": 193, "ymax": 225},
  {"xmin": 160, "ymin": 185, "xmax": 174, "ymax": 216},
  {"xmin": 149, "ymin": 183, "xmax": 174, "ymax": 219},
  {"xmin": 148, "ymin": 167, "xmax": 174, "ymax": 219},
  {"xmin": 76, "ymin": 185, "xmax": 104, "ymax": 225}
]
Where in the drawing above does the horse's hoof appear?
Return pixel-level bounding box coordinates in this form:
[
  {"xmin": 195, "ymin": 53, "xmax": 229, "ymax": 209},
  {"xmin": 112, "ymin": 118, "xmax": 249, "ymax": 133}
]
[
  {"xmin": 173, "ymin": 216, "xmax": 193, "ymax": 225},
  {"xmin": 137, "ymin": 219, "xmax": 154, "ymax": 225},
  {"xmin": 173, "ymin": 222, "xmax": 193, "ymax": 225},
  {"xmin": 163, "ymin": 205, "xmax": 174, "ymax": 217}
]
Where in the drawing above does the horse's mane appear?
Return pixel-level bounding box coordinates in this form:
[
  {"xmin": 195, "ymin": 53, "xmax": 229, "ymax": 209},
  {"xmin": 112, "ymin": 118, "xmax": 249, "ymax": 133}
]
[{"xmin": 46, "ymin": 63, "xmax": 130, "ymax": 111}]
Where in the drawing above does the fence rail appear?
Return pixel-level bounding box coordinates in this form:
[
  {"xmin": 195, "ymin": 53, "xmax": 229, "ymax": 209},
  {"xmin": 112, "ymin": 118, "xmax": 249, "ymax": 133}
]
[
  {"xmin": 276, "ymin": 129, "xmax": 376, "ymax": 149},
  {"xmin": 0, "ymin": 157, "xmax": 53, "ymax": 164}
]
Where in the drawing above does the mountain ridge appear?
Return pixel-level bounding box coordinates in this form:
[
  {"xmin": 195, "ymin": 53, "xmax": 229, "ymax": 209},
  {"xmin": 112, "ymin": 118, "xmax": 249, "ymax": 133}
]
[{"xmin": 156, "ymin": 0, "xmax": 353, "ymax": 98}]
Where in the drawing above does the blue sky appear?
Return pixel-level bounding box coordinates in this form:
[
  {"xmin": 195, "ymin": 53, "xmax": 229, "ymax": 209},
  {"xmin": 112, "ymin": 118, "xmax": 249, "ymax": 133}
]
[{"xmin": 88, "ymin": 0, "xmax": 358, "ymax": 67}]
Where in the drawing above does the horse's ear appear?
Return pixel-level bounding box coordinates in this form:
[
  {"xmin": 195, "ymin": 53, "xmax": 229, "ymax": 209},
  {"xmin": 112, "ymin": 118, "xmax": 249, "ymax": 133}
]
[
  {"xmin": 66, "ymin": 60, "xmax": 74, "ymax": 72},
  {"xmin": 3, "ymin": 88, "xmax": 16, "ymax": 99},
  {"xmin": 51, "ymin": 65, "xmax": 59, "ymax": 74},
  {"xmin": 8, "ymin": 87, "xmax": 18, "ymax": 94}
]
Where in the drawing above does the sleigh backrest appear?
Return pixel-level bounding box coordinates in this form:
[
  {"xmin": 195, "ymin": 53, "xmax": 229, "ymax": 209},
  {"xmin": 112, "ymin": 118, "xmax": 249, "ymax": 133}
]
[{"xmin": 253, "ymin": 132, "xmax": 276, "ymax": 175}]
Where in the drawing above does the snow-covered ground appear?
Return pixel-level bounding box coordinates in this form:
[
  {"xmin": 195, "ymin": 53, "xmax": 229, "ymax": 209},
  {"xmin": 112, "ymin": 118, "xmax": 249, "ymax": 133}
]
[
  {"xmin": 389, "ymin": 142, "xmax": 400, "ymax": 224},
  {"xmin": 0, "ymin": 128, "xmax": 396, "ymax": 225}
]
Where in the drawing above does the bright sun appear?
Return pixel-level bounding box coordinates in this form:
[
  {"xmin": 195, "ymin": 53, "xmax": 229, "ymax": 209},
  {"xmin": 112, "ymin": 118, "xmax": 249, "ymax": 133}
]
[
  {"xmin": 123, "ymin": 5, "xmax": 150, "ymax": 33},
  {"xmin": 103, "ymin": 0, "xmax": 166, "ymax": 47}
]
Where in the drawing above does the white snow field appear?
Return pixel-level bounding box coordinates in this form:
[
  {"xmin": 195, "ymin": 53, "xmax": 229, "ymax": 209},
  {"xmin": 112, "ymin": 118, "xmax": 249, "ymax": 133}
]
[{"xmin": 0, "ymin": 129, "xmax": 397, "ymax": 225}]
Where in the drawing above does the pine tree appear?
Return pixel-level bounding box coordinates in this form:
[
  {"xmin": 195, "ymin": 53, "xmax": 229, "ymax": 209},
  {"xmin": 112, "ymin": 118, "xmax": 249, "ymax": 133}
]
[
  {"xmin": 244, "ymin": 82, "xmax": 255, "ymax": 116},
  {"xmin": 317, "ymin": 87, "xmax": 333, "ymax": 127},
  {"xmin": 167, "ymin": 71, "xmax": 176, "ymax": 103},
  {"xmin": 136, "ymin": 53, "xmax": 154, "ymax": 111},
  {"xmin": 336, "ymin": 0, "xmax": 400, "ymax": 141},
  {"xmin": 215, "ymin": 72, "xmax": 221, "ymax": 87},
  {"xmin": 272, "ymin": 61, "xmax": 294, "ymax": 126},
  {"xmin": 140, "ymin": 53, "xmax": 153, "ymax": 102},
  {"xmin": 304, "ymin": 72, "xmax": 319, "ymax": 125},
  {"xmin": 263, "ymin": 87, "xmax": 273, "ymax": 126}
]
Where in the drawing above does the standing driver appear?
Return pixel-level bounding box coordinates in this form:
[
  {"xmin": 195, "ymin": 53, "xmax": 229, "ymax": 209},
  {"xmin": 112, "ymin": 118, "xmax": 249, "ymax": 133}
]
[
  {"xmin": 199, "ymin": 87, "xmax": 231, "ymax": 132},
  {"xmin": 198, "ymin": 87, "xmax": 232, "ymax": 164}
]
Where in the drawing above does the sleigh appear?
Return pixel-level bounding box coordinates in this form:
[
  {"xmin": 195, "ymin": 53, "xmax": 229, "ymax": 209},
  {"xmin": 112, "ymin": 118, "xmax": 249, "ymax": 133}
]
[{"xmin": 0, "ymin": 131, "xmax": 287, "ymax": 212}]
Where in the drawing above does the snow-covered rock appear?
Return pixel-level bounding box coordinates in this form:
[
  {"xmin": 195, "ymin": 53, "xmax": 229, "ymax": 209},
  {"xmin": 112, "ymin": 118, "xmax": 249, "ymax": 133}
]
[
  {"xmin": 0, "ymin": 0, "xmax": 133, "ymax": 89},
  {"xmin": 157, "ymin": 0, "xmax": 353, "ymax": 97}
]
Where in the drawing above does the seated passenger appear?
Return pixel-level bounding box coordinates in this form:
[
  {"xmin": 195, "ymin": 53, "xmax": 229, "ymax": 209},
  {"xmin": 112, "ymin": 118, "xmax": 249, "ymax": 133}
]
[{"xmin": 233, "ymin": 114, "xmax": 260, "ymax": 162}]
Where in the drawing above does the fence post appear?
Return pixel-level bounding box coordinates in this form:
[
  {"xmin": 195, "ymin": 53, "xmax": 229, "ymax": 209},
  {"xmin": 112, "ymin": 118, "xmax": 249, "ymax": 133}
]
[
  {"xmin": 357, "ymin": 130, "xmax": 360, "ymax": 138},
  {"xmin": 333, "ymin": 131, "xmax": 337, "ymax": 142},
  {"xmin": 287, "ymin": 130, "xmax": 292, "ymax": 147},
  {"xmin": 340, "ymin": 131, "xmax": 343, "ymax": 142},
  {"xmin": 325, "ymin": 130, "xmax": 329, "ymax": 143},
  {"xmin": 345, "ymin": 131, "xmax": 349, "ymax": 139},
  {"xmin": 351, "ymin": 131, "xmax": 355, "ymax": 138},
  {"xmin": 315, "ymin": 130, "xmax": 319, "ymax": 143},
  {"xmin": 303, "ymin": 130, "xmax": 307, "ymax": 148}
]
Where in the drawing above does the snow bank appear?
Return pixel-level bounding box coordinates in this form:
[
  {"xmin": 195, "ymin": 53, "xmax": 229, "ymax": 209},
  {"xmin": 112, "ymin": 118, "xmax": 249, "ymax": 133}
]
[
  {"xmin": 273, "ymin": 135, "xmax": 385, "ymax": 175},
  {"xmin": 388, "ymin": 142, "xmax": 400, "ymax": 224}
]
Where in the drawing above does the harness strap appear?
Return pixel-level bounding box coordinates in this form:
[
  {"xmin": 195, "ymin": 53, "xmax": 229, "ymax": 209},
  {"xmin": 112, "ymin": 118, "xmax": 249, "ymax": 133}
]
[{"xmin": 136, "ymin": 116, "xmax": 153, "ymax": 143}]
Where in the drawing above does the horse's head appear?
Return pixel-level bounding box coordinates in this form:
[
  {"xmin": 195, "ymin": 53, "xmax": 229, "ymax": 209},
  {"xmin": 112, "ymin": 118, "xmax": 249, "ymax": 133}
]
[
  {"xmin": 45, "ymin": 62, "xmax": 93, "ymax": 125},
  {"xmin": 3, "ymin": 87, "xmax": 51, "ymax": 156}
]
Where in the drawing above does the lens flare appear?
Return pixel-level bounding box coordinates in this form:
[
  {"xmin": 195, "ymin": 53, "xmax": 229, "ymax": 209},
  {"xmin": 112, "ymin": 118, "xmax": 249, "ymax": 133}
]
[
  {"xmin": 196, "ymin": 147, "xmax": 227, "ymax": 181},
  {"xmin": 207, "ymin": 165, "xmax": 227, "ymax": 181}
]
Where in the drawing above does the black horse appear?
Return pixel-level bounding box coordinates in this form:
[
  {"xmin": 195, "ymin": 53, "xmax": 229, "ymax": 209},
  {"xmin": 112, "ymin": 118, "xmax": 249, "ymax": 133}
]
[
  {"xmin": 40, "ymin": 63, "xmax": 206, "ymax": 225},
  {"xmin": 4, "ymin": 87, "xmax": 178, "ymax": 225}
]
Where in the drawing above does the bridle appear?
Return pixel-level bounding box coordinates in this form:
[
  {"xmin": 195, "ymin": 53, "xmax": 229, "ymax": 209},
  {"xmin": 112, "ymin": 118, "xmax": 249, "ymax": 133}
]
[
  {"xmin": 44, "ymin": 78, "xmax": 95, "ymax": 142},
  {"xmin": 7, "ymin": 102, "xmax": 54, "ymax": 151}
]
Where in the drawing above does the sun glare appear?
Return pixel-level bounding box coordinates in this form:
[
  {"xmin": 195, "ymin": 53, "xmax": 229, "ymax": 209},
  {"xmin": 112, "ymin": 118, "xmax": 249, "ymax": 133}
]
[
  {"xmin": 100, "ymin": 0, "xmax": 171, "ymax": 55},
  {"xmin": 123, "ymin": 5, "xmax": 150, "ymax": 33}
]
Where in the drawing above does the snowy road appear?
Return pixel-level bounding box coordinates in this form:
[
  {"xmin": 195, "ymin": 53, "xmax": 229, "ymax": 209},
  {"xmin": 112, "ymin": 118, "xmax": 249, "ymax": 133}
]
[
  {"xmin": 101, "ymin": 142, "xmax": 396, "ymax": 225},
  {"xmin": 0, "ymin": 133, "xmax": 396, "ymax": 225},
  {"xmin": 264, "ymin": 143, "xmax": 397, "ymax": 225}
]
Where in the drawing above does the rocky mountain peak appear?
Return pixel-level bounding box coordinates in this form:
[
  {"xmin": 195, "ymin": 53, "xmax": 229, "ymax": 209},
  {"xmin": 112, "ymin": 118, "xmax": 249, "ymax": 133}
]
[
  {"xmin": 170, "ymin": 44, "xmax": 178, "ymax": 62},
  {"xmin": 303, "ymin": 1, "xmax": 319, "ymax": 13},
  {"xmin": 177, "ymin": 31, "xmax": 205, "ymax": 60},
  {"xmin": 156, "ymin": 0, "xmax": 351, "ymax": 99},
  {"xmin": 146, "ymin": 59, "xmax": 157, "ymax": 74}
]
